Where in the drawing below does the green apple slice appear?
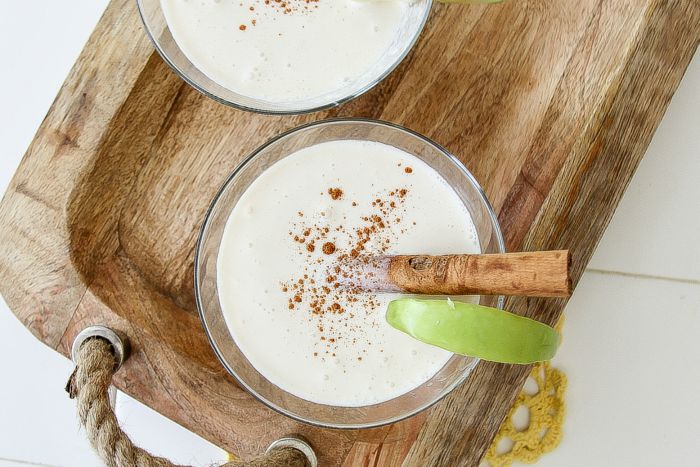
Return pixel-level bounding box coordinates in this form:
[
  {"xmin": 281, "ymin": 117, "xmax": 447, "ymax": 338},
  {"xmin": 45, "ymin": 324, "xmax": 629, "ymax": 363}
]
[{"xmin": 386, "ymin": 299, "xmax": 559, "ymax": 364}]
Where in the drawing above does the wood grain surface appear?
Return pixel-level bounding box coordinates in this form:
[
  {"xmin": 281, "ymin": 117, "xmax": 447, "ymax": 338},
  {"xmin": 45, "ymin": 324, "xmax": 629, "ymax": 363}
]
[{"xmin": 0, "ymin": 0, "xmax": 697, "ymax": 465}]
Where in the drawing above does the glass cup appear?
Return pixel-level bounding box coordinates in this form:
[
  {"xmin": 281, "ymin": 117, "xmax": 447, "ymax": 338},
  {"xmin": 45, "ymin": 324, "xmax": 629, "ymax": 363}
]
[
  {"xmin": 137, "ymin": 0, "xmax": 433, "ymax": 114},
  {"xmin": 195, "ymin": 119, "xmax": 505, "ymax": 429}
]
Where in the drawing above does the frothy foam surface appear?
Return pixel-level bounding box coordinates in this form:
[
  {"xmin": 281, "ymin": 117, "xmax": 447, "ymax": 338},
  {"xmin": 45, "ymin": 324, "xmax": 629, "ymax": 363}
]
[
  {"xmin": 217, "ymin": 140, "xmax": 480, "ymax": 406},
  {"xmin": 161, "ymin": 0, "xmax": 421, "ymax": 104}
]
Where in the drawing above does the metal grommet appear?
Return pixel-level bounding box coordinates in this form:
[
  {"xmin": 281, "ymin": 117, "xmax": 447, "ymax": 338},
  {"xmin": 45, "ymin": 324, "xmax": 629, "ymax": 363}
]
[
  {"xmin": 266, "ymin": 437, "xmax": 317, "ymax": 467},
  {"xmin": 71, "ymin": 326, "xmax": 129, "ymax": 371}
]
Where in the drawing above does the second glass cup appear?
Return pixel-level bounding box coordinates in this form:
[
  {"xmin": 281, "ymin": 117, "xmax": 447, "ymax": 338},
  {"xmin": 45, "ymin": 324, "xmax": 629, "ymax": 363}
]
[{"xmin": 137, "ymin": 0, "xmax": 433, "ymax": 114}]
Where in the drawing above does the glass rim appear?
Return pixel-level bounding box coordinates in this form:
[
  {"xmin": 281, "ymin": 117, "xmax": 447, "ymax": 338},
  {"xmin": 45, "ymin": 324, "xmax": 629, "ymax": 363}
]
[
  {"xmin": 136, "ymin": 0, "xmax": 434, "ymax": 115},
  {"xmin": 194, "ymin": 118, "xmax": 506, "ymax": 429}
]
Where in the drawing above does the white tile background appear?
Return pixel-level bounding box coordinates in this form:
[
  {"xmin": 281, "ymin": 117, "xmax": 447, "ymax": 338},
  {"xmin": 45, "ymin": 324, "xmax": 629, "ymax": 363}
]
[{"xmin": 0, "ymin": 2, "xmax": 698, "ymax": 466}]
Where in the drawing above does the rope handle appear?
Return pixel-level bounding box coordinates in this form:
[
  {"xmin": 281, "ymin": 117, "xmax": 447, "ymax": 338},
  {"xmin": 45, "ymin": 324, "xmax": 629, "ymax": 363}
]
[{"xmin": 65, "ymin": 327, "xmax": 316, "ymax": 467}]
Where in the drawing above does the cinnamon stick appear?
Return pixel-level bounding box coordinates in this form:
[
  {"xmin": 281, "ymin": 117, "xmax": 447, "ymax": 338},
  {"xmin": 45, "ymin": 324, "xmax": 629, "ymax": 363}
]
[
  {"xmin": 339, "ymin": 251, "xmax": 572, "ymax": 298},
  {"xmin": 386, "ymin": 251, "xmax": 571, "ymax": 297}
]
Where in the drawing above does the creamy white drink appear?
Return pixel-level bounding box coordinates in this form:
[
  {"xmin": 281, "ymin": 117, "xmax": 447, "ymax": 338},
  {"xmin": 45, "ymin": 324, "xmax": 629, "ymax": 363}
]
[
  {"xmin": 217, "ymin": 140, "xmax": 481, "ymax": 407},
  {"xmin": 160, "ymin": 0, "xmax": 422, "ymax": 104}
]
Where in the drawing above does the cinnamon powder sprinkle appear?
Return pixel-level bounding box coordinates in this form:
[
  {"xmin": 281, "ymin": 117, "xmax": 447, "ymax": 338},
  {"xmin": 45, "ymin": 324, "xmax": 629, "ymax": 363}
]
[
  {"xmin": 328, "ymin": 188, "xmax": 344, "ymax": 200},
  {"xmin": 280, "ymin": 185, "xmax": 413, "ymax": 357},
  {"xmin": 238, "ymin": 0, "xmax": 321, "ymax": 30}
]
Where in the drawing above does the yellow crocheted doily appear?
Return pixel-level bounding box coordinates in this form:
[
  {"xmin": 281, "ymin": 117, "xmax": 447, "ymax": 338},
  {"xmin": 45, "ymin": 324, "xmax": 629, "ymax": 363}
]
[{"xmin": 483, "ymin": 319, "xmax": 567, "ymax": 467}]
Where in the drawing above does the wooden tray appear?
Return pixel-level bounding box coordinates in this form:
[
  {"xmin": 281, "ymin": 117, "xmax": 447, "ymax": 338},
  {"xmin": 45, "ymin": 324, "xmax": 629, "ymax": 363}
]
[{"xmin": 1, "ymin": 0, "xmax": 697, "ymax": 465}]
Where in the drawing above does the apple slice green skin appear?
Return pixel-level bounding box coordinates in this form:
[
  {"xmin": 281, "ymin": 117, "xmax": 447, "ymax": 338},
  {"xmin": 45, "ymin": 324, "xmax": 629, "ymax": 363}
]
[{"xmin": 386, "ymin": 299, "xmax": 560, "ymax": 364}]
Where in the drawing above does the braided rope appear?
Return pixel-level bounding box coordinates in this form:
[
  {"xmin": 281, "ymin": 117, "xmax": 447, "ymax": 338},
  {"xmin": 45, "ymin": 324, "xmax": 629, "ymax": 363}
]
[{"xmin": 66, "ymin": 338, "xmax": 308, "ymax": 467}]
